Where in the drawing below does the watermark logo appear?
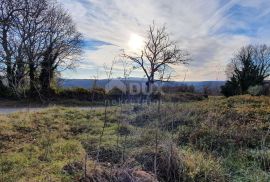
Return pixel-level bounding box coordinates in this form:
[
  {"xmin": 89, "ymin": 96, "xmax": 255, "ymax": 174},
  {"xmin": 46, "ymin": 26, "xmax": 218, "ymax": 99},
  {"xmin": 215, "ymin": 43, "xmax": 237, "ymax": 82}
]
[
  {"xmin": 105, "ymin": 80, "xmax": 127, "ymax": 94},
  {"xmin": 105, "ymin": 80, "xmax": 165, "ymax": 95}
]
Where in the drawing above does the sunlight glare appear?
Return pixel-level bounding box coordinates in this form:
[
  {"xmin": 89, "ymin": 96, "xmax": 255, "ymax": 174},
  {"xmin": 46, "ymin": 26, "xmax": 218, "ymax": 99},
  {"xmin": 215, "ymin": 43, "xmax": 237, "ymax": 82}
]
[{"xmin": 128, "ymin": 33, "xmax": 144, "ymax": 52}]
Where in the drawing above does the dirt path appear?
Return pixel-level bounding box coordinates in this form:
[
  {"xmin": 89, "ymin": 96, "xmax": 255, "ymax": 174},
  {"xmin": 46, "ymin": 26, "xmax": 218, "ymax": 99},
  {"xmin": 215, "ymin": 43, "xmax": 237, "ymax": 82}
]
[{"xmin": 0, "ymin": 106, "xmax": 103, "ymax": 115}]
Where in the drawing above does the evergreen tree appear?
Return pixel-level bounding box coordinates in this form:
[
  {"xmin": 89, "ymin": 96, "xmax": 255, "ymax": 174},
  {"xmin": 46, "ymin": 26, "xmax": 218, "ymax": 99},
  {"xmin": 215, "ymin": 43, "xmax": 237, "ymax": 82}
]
[{"xmin": 221, "ymin": 45, "xmax": 269, "ymax": 97}]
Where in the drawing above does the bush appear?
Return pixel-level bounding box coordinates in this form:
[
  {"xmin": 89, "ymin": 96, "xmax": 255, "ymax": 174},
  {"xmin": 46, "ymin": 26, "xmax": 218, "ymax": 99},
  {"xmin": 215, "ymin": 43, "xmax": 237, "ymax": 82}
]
[
  {"xmin": 248, "ymin": 85, "xmax": 264, "ymax": 96},
  {"xmin": 55, "ymin": 87, "xmax": 105, "ymax": 101},
  {"xmin": 107, "ymin": 87, "xmax": 124, "ymax": 96},
  {"xmin": 263, "ymin": 83, "xmax": 270, "ymax": 95},
  {"xmin": 162, "ymin": 85, "xmax": 195, "ymax": 93},
  {"xmin": 181, "ymin": 149, "xmax": 226, "ymax": 182},
  {"xmin": 90, "ymin": 87, "xmax": 106, "ymax": 101},
  {"xmin": 56, "ymin": 88, "xmax": 91, "ymax": 100},
  {"xmin": 221, "ymin": 79, "xmax": 240, "ymax": 97},
  {"xmin": 161, "ymin": 93, "xmax": 206, "ymax": 102},
  {"xmin": 87, "ymin": 146, "xmax": 122, "ymax": 164},
  {"xmin": 107, "ymin": 87, "xmax": 125, "ymax": 100},
  {"xmin": 91, "ymin": 87, "xmax": 106, "ymax": 95},
  {"xmin": 134, "ymin": 146, "xmax": 185, "ymax": 182},
  {"xmin": 133, "ymin": 146, "xmax": 226, "ymax": 182}
]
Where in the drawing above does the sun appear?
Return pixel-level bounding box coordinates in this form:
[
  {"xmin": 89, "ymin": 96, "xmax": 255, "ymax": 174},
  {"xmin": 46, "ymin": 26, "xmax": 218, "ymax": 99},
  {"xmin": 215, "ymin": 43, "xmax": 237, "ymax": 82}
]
[{"xmin": 128, "ymin": 33, "xmax": 144, "ymax": 52}]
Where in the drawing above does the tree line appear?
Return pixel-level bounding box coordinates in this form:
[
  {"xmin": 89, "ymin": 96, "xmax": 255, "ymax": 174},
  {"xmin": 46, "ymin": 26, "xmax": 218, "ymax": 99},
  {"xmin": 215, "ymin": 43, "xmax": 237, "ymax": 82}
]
[{"xmin": 0, "ymin": 0, "xmax": 82, "ymax": 98}]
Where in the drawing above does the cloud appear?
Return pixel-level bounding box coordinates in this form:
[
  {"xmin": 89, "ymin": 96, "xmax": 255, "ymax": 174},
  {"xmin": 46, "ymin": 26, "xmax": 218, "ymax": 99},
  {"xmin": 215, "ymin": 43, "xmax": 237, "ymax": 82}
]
[
  {"xmin": 60, "ymin": 0, "xmax": 270, "ymax": 81},
  {"xmin": 82, "ymin": 39, "xmax": 112, "ymax": 51}
]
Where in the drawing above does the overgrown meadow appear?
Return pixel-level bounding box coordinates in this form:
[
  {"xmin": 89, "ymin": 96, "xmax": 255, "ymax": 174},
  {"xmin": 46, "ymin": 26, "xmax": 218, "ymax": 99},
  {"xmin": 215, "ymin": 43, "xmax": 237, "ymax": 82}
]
[{"xmin": 0, "ymin": 95, "xmax": 270, "ymax": 181}]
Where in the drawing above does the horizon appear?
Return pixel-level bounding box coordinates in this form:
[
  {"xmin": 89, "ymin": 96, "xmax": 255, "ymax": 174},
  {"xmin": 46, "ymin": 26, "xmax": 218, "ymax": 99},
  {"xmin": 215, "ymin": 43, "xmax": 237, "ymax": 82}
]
[{"xmin": 61, "ymin": 77, "xmax": 227, "ymax": 82}]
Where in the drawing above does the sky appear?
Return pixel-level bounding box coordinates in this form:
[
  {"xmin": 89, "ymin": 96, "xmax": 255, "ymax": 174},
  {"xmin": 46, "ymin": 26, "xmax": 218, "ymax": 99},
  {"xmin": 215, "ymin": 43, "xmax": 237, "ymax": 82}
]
[{"xmin": 60, "ymin": 0, "xmax": 270, "ymax": 81}]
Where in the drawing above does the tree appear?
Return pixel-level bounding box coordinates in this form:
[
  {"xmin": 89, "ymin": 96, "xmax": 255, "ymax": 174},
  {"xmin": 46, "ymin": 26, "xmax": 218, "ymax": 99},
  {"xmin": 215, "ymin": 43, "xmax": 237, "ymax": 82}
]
[
  {"xmin": 124, "ymin": 24, "xmax": 190, "ymax": 93},
  {"xmin": 253, "ymin": 44, "xmax": 270, "ymax": 79},
  {"xmin": 221, "ymin": 76, "xmax": 241, "ymax": 97},
  {"xmin": 232, "ymin": 45, "xmax": 261, "ymax": 93},
  {"xmin": 0, "ymin": 0, "xmax": 23, "ymax": 89},
  {"xmin": 0, "ymin": 0, "xmax": 82, "ymax": 97},
  {"xmin": 39, "ymin": 2, "xmax": 82, "ymax": 94},
  {"xmin": 21, "ymin": 0, "xmax": 49, "ymax": 93},
  {"xmin": 221, "ymin": 45, "xmax": 270, "ymax": 97}
]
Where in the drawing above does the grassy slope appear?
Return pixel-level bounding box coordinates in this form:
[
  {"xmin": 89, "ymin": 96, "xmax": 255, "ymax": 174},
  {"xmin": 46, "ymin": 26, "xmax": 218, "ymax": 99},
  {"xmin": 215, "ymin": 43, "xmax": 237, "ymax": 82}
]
[{"xmin": 0, "ymin": 95, "xmax": 269, "ymax": 181}]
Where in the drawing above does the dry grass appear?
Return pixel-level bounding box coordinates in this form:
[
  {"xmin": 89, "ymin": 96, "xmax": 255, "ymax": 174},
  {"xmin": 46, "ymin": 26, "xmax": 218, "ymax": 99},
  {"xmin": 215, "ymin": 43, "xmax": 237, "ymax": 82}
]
[{"xmin": 0, "ymin": 95, "xmax": 270, "ymax": 181}]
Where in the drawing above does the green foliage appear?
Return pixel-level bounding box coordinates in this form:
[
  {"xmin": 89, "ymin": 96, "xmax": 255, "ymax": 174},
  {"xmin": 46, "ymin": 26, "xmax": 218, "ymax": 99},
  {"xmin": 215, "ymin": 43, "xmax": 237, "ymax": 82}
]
[
  {"xmin": 56, "ymin": 87, "xmax": 90, "ymax": 98},
  {"xmin": 221, "ymin": 45, "xmax": 269, "ymax": 97},
  {"xmin": 221, "ymin": 76, "xmax": 241, "ymax": 97},
  {"xmin": 181, "ymin": 148, "xmax": 226, "ymax": 182},
  {"xmin": 54, "ymin": 87, "xmax": 105, "ymax": 101}
]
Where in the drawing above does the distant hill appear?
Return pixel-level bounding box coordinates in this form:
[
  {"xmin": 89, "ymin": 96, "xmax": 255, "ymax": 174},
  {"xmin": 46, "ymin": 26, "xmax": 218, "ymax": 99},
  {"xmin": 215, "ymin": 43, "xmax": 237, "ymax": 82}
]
[{"xmin": 60, "ymin": 78, "xmax": 225, "ymax": 92}]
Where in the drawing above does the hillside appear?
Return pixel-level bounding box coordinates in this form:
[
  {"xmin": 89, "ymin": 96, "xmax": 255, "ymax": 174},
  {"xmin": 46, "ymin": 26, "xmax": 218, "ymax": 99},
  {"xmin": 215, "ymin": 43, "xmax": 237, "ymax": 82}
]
[
  {"xmin": 1, "ymin": 96, "xmax": 269, "ymax": 181},
  {"xmin": 60, "ymin": 78, "xmax": 225, "ymax": 92}
]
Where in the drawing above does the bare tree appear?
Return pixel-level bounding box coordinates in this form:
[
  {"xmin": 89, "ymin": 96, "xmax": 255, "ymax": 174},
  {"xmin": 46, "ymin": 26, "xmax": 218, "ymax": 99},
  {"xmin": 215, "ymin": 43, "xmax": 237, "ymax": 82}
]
[
  {"xmin": 21, "ymin": 0, "xmax": 49, "ymax": 93},
  {"xmin": 118, "ymin": 58, "xmax": 133, "ymax": 96},
  {"xmin": 0, "ymin": 0, "xmax": 23, "ymax": 88},
  {"xmin": 0, "ymin": 0, "xmax": 46, "ymax": 95},
  {"xmin": 92, "ymin": 70, "xmax": 99, "ymax": 89},
  {"xmin": 39, "ymin": 2, "xmax": 82, "ymax": 94},
  {"xmin": 124, "ymin": 24, "xmax": 190, "ymax": 93},
  {"xmin": 0, "ymin": 0, "xmax": 82, "ymax": 97},
  {"xmin": 95, "ymin": 61, "xmax": 115, "ymax": 167},
  {"xmin": 253, "ymin": 44, "xmax": 270, "ymax": 80}
]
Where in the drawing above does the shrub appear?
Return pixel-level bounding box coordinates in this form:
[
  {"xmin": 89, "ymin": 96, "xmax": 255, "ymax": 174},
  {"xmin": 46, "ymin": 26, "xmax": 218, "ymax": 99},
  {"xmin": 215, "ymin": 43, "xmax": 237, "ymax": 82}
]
[
  {"xmin": 134, "ymin": 145, "xmax": 186, "ymax": 182},
  {"xmin": 56, "ymin": 88, "xmax": 90, "ymax": 99},
  {"xmin": 221, "ymin": 78, "xmax": 241, "ymax": 97},
  {"xmin": 90, "ymin": 87, "xmax": 106, "ymax": 101},
  {"xmin": 181, "ymin": 148, "xmax": 226, "ymax": 182},
  {"xmin": 162, "ymin": 93, "xmax": 206, "ymax": 102},
  {"xmin": 133, "ymin": 146, "xmax": 226, "ymax": 182},
  {"xmin": 62, "ymin": 161, "xmax": 83, "ymax": 176},
  {"xmin": 117, "ymin": 125, "xmax": 131, "ymax": 136},
  {"xmin": 248, "ymin": 85, "xmax": 264, "ymax": 96},
  {"xmin": 107, "ymin": 87, "xmax": 125, "ymax": 100},
  {"xmin": 263, "ymin": 83, "xmax": 270, "ymax": 95},
  {"xmin": 162, "ymin": 85, "xmax": 195, "ymax": 93},
  {"xmin": 55, "ymin": 87, "xmax": 105, "ymax": 101},
  {"xmin": 87, "ymin": 146, "xmax": 122, "ymax": 164},
  {"xmin": 107, "ymin": 87, "xmax": 124, "ymax": 95}
]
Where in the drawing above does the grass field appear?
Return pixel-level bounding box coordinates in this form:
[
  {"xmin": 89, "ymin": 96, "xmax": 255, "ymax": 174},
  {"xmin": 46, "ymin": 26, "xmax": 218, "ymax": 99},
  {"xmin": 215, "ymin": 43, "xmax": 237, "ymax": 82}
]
[{"xmin": 0, "ymin": 95, "xmax": 270, "ymax": 181}]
